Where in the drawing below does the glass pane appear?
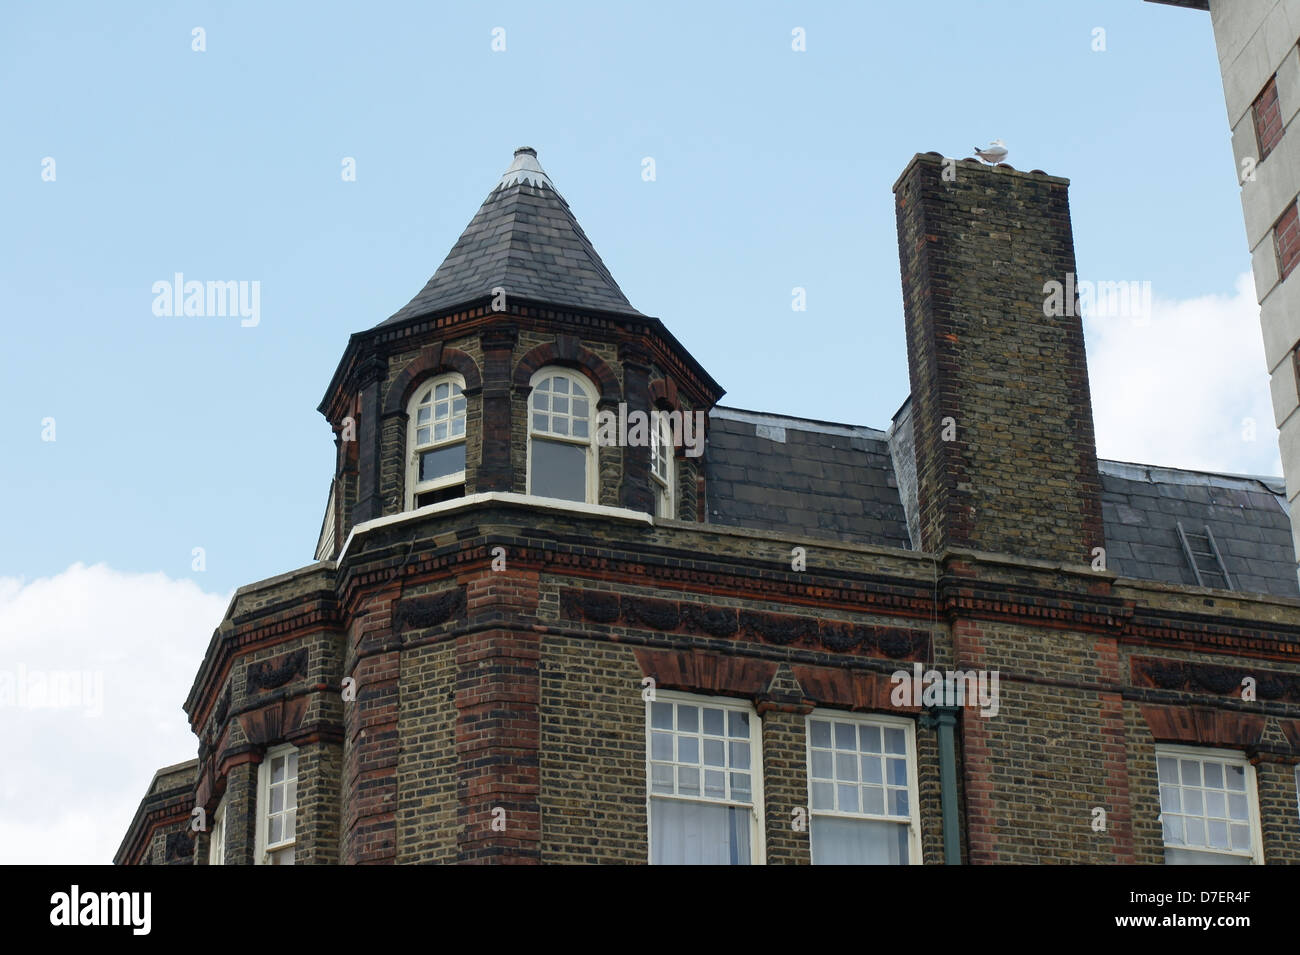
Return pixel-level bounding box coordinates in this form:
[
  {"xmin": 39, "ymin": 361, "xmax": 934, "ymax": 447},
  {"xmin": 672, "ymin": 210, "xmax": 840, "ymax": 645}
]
[
  {"xmin": 731, "ymin": 772, "xmax": 751, "ymax": 799},
  {"xmin": 1230, "ymin": 824, "xmax": 1250, "ymax": 851},
  {"xmin": 1228, "ymin": 793, "xmax": 1247, "ymax": 820},
  {"xmin": 434, "ymin": 422, "xmax": 448, "ymax": 441},
  {"xmin": 1206, "ymin": 791, "xmax": 1225, "ymax": 817},
  {"xmin": 420, "ymin": 444, "xmax": 466, "ymax": 482},
  {"xmin": 1183, "ymin": 790, "xmax": 1202, "ymax": 816},
  {"xmin": 532, "ymin": 414, "xmax": 547, "ymax": 431},
  {"xmin": 651, "ymin": 763, "xmax": 673, "ymax": 794},
  {"xmin": 1184, "ymin": 818, "xmax": 1206, "ymax": 847},
  {"xmin": 703, "ymin": 738, "xmax": 725, "ymax": 767},
  {"xmin": 651, "ymin": 732, "xmax": 672, "ymax": 761},
  {"xmin": 533, "ymin": 393, "xmax": 547, "ymax": 410},
  {"xmin": 452, "ymin": 397, "xmax": 466, "ymax": 414},
  {"xmin": 651, "ymin": 701, "xmax": 673, "ymax": 729},
  {"xmin": 676, "ymin": 705, "xmax": 698, "ymax": 733},
  {"xmin": 529, "ymin": 439, "xmax": 587, "ymax": 502},
  {"xmin": 678, "ymin": 766, "xmax": 700, "ymax": 797},
  {"xmin": 417, "ymin": 427, "xmax": 431, "ymax": 445},
  {"xmin": 860, "ymin": 725, "xmax": 881, "ymax": 753},
  {"xmin": 811, "ymin": 750, "xmax": 832, "ymax": 779},
  {"xmin": 1162, "ymin": 813, "xmax": 1183, "ymax": 845},
  {"xmin": 287, "ymin": 752, "xmax": 297, "ymax": 777},
  {"xmin": 705, "ymin": 770, "xmax": 725, "ymax": 799},
  {"xmin": 862, "ymin": 786, "xmax": 885, "ymax": 815},
  {"xmin": 835, "ymin": 722, "xmax": 856, "ymax": 750},
  {"xmin": 837, "ymin": 785, "xmax": 859, "ymax": 813},
  {"xmin": 535, "ymin": 379, "xmax": 550, "ymax": 393},
  {"xmin": 678, "ymin": 736, "xmax": 699, "ymax": 764},
  {"xmin": 890, "ymin": 788, "xmax": 909, "ymax": 817},
  {"xmin": 810, "ymin": 720, "xmax": 832, "ymax": 749},
  {"xmin": 702, "ymin": 708, "xmax": 724, "ymax": 736},
  {"xmin": 573, "ymin": 398, "xmax": 588, "ymax": 418},
  {"xmin": 573, "ymin": 420, "xmax": 588, "ymax": 438},
  {"xmin": 1157, "ymin": 756, "xmax": 1178, "ymax": 784},
  {"xmin": 836, "ymin": 753, "xmax": 858, "ymax": 781},
  {"xmin": 1160, "ymin": 786, "xmax": 1180, "ymax": 813},
  {"xmin": 1204, "ymin": 762, "xmax": 1224, "ymax": 789},
  {"xmin": 730, "ymin": 741, "xmax": 750, "ymax": 770},
  {"xmin": 553, "ymin": 396, "xmax": 568, "ymax": 414},
  {"xmin": 435, "ymin": 383, "xmax": 448, "ymax": 400},
  {"xmin": 452, "ymin": 419, "xmax": 465, "ymax": 436},
  {"xmin": 1226, "ymin": 765, "xmax": 1246, "ymax": 792},
  {"xmin": 729, "ymin": 710, "xmax": 749, "ymax": 739},
  {"xmin": 270, "ymin": 788, "xmax": 283, "ymax": 814},
  {"xmin": 417, "ymin": 407, "xmax": 431, "ymax": 424},
  {"xmin": 553, "ymin": 417, "xmax": 569, "ymax": 436},
  {"xmin": 271, "ymin": 757, "xmax": 285, "ymax": 783},
  {"xmin": 1180, "ymin": 759, "xmax": 1201, "ymax": 786},
  {"xmin": 285, "ymin": 779, "xmax": 296, "ymax": 811},
  {"xmin": 885, "ymin": 728, "xmax": 906, "ymax": 754},
  {"xmin": 888, "ymin": 758, "xmax": 908, "ymax": 786},
  {"xmin": 553, "ymin": 377, "xmax": 568, "ymax": 394},
  {"xmin": 862, "ymin": 756, "xmax": 883, "ymax": 785},
  {"xmin": 285, "ymin": 809, "xmax": 296, "ymax": 839},
  {"xmin": 269, "ymin": 816, "xmax": 282, "ymax": 844},
  {"xmin": 811, "ymin": 781, "xmax": 834, "ymax": 810}
]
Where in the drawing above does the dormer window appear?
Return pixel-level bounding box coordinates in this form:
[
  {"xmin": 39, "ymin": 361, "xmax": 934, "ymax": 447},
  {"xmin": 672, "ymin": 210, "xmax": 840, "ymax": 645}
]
[
  {"xmin": 528, "ymin": 368, "xmax": 596, "ymax": 503},
  {"xmin": 651, "ymin": 411, "xmax": 675, "ymax": 518},
  {"xmin": 407, "ymin": 374, "xmax": 467, "ymax": 508}
]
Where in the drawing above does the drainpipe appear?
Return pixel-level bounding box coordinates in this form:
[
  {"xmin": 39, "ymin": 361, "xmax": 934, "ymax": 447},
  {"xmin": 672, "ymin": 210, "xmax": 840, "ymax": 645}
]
[{"xmin": 922, "ymin": 705, "xmax": 962, "ymax": 864}]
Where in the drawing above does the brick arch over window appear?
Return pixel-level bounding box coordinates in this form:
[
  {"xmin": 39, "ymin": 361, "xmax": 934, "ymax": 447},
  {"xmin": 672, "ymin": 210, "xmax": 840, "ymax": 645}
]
[
  {"xmin": 384, "ymin": 343, "xmax": 482, "ymax": 416},
  {"xmin": 649, "ymin": 377, "xmax": 680, "ymax": 409},
  {"xmin": 512, "ymin": 337, "xmax": 621, "ymax": 402}
]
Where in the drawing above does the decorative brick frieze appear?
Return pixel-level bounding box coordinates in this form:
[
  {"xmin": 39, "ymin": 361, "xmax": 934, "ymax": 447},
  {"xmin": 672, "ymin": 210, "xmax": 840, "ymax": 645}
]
[
  {"xmin": 247, "ymin": 647, "xmax": 309, "ymax": 693},
  {"xmin": 560, "ymin": 587, "xmax": 931, "ymax": 661},
  {"xmin": 632, "ymin": 646, "xmax": 776, "ymax": 697},
  {"xmin": 1139, "ymin": 704, "xmax": 1268, "ymax": 750},
  {"xmin": 1131, "ymin": 656, "xmax": 1300, "ymax": 702}
]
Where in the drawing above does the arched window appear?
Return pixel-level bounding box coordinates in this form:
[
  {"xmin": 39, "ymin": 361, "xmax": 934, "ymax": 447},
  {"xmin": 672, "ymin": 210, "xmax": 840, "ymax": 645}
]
[
  {"xmin": 407, "ymin": 373, "xmax": 467, "ymax": 508},
  {"xmin": 651, "ymin": 410, "xmax": 675, "ymax": 518},
  {"xmin": 528, "ymin": 367, "xmax": 596, "ymax": 503}
]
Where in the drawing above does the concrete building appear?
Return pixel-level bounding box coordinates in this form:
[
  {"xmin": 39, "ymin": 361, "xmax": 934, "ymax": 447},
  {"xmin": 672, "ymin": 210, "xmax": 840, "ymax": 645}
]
[
  {"xmin": 1151, "ymin": 0, "xmax": 1300, "ymax": 582},
  {"xmin": 116, "ymin": 148, "xmax": 1300, "ymax": 865}
]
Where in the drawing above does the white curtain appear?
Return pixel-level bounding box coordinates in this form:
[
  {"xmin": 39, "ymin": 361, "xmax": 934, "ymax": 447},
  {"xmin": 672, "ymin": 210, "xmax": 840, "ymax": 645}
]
[
  {"xmin": 651, "ymin": 799, "xmax": 751, "ymax": 864},
  {"xmin": 1165, "ymin": 847, "xmax": 1249, "ymax": 865},
  {"xmin": 812, "ymin": 816, "xmax": 909, "ymax": 864}
]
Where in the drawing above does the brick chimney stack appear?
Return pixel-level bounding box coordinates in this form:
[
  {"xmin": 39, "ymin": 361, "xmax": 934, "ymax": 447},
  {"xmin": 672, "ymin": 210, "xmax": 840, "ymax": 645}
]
[{"xmin": 893, "ymin": 152, "xmax": 1104, "ymax": 564}]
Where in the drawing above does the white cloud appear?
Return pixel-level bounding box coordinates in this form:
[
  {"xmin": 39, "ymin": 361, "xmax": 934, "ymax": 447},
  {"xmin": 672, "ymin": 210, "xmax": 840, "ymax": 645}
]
[
  {"xmin": 0, "ymin": 563, "xmax": 228, "ymax": 864},
  {"xmin": 1084, "ymin": 271, "xmax": 1281, "ymax": 477}
]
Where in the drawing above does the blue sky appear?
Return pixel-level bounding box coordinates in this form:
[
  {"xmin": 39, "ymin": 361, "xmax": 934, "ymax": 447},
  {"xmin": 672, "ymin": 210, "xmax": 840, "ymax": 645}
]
[{"xmin": 0, "ymin": 0, "xmax": 1253, "ymax": 599}]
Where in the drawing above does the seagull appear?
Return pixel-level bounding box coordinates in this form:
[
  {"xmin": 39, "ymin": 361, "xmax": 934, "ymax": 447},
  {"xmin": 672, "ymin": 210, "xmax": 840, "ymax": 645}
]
[{"xmin": 973, "ymin": 139, "xmax": 1008, "ymax": 164}]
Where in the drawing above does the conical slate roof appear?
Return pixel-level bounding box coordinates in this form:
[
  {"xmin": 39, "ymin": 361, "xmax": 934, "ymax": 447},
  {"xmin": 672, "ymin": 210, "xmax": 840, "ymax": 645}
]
[{"xmin": 381, "ymin": 148, "xmax": 641, "ymax": 326}]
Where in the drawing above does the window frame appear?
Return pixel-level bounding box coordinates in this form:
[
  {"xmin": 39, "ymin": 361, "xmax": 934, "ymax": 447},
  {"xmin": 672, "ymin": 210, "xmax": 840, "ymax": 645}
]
[
  {"xmin": 650, "ymin": 409, "xmax": 675, "ymax": 519},
  {"xmin": 526, "ymin": 366, "xmax": 598, "ymax": 505},
  {"xmin": 644, "ymin": 689, "xmax": 766, "ymax": 865},
  {"xmin": 1155, "ymin": 743, "xmax": 1263, "ymax": 865},
  {"xmin": 254, "ymin": 743, "xmax": 299, "ymax": 865},
  {"xmin": 208, "ymin": 798, "xmax": 226, "ymax": 866},
  {"xmin": 804, "ymin": 709, "xmax": 922, "ymax": 865},
  {"xmin": 405, "ymin": 372, "xmax": 468, "ymax": 510}
]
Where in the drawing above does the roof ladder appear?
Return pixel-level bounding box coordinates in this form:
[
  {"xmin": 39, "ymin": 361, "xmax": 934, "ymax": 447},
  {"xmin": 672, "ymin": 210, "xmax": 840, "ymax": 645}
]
[{"xmin": 1176, "ymin": 521, "xmax": 1234, "ymax": 591}]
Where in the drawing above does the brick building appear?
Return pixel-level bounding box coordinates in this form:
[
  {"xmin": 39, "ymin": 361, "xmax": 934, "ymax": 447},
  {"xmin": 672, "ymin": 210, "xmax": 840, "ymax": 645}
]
[
  {"xmin": 1150, "ymin": 0, "xmax": 1300, "ymax": 582},
  {"xmin": 116, "ymin": 147, "xmax": 1300, "ymax": 865}
]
